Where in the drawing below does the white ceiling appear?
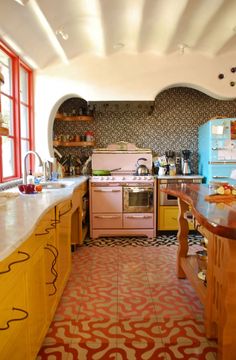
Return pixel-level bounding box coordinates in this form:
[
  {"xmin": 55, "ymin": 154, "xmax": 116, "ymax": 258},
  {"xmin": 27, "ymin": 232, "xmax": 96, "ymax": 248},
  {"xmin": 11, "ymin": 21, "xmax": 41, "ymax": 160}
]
[{"xmin": 1, "ymin": 0, "xmax": 236, "ymax": 70}]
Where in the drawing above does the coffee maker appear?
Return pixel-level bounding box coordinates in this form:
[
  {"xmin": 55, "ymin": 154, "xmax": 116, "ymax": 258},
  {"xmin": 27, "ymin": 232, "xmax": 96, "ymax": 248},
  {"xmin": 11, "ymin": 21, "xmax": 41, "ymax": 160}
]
[{"xmin": 181, "ymin": 150, "xmax": 191, "ymax": 175}]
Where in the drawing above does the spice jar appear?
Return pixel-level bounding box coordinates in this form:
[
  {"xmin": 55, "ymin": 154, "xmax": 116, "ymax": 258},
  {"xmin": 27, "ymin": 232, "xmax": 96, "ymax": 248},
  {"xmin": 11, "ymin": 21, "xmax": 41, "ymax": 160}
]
[{"xmin": 85, "ymin": 131, "xmax": 94, "ymax": 142}]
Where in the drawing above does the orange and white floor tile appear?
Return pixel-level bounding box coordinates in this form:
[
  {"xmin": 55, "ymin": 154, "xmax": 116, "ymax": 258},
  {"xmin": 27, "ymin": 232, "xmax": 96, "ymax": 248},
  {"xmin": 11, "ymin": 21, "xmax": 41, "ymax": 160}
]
[{"xmin": 37, "ymin": 235, "xmax": 217, "ymax": 359}]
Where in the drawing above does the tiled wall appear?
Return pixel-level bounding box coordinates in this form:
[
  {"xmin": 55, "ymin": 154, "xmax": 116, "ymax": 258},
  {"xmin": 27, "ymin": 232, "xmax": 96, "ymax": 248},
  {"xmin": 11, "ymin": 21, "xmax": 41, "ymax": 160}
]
[{"xmin": 53, "ymin": 87, "xmax": 236, "ymax": 174}]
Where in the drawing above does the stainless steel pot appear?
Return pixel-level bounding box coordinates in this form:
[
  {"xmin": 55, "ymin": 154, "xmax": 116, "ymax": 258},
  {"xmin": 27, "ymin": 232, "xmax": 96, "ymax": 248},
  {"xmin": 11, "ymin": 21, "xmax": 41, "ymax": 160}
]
[{"xmin": 136, "ymin": 158, "xmax": 149, "ymax": 175}]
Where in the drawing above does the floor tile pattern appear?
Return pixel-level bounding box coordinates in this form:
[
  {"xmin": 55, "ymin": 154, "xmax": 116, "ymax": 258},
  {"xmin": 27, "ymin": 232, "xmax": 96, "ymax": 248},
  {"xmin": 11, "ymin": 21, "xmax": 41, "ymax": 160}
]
[{"xmin": 37, "ymin": 235, "xmax": 217, "ymax": 359}]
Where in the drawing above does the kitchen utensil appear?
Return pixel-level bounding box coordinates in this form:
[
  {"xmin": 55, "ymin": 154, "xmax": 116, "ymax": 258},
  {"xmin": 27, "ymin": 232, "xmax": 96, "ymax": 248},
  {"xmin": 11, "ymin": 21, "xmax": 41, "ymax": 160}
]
[
  {"xmin": 158, "ymin": 167, "xmax": 166, "ymax": 176},
  {"xmin": 92, "ymin": 168, "xmax": 121, "ymax": 176},
  {"xmin": 136, "ymin": 158, "xmax": 149, "ymax": 175}
]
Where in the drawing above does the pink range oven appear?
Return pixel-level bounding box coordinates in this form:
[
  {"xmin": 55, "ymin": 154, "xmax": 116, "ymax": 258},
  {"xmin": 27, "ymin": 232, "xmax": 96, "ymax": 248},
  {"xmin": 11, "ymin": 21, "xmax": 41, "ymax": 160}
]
[{"xmin": 89, "ymin": 143, "xmax": 156, "ymax": 239}]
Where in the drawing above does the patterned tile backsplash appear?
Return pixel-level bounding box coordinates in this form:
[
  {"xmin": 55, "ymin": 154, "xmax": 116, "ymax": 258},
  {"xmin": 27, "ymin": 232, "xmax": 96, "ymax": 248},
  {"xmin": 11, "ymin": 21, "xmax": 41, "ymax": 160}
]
[{"xmin": 54, "ymin": 87, "xmax": 236, "ymax": 173}]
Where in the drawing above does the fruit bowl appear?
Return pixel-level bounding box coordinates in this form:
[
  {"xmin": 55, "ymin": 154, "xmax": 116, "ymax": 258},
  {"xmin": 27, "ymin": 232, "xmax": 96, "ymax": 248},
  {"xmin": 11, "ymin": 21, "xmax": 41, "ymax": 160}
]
[
  {"xmin": 18, "ymin": 184, "xmax": 36, "ymax": 194},
  {"xmin": 215, "ymin": 184, "xmax": 236, "ymax": 196}
]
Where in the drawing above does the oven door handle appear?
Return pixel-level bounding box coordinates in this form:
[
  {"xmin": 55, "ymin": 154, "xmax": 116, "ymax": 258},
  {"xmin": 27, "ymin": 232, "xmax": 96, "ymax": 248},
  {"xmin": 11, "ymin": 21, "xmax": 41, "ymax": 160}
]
[
  {"xmin": 125, "ymin": 187, "xmax": 153, "ymax": 192},
  {"xmin": 94, "ymin": 215, "xmax": 121, "ymax": 219},
  {"xmin": 126, "ymin": 215, "xmax": 152, "ymax": 219},
  {"xmin": 94, "ymin": 189, "xmax": 121, "ymax": 192}
]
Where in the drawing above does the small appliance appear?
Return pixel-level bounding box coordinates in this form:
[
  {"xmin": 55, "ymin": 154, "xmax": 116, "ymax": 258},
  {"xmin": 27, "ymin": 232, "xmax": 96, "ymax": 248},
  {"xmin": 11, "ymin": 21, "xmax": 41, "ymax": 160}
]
[{"xmin": 181, "ymin": 150, "xmax": 192, "ymax": 175}]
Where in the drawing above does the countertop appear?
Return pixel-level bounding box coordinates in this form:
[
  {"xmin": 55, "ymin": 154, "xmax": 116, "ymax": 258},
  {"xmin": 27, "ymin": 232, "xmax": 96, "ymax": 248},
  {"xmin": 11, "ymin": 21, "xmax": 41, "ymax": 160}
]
[
  {"xmin": 0, "ymin": 176, "xmax": 88, "ymax": 261},
  {"xmin": 161, "ymin": 183, "xmax": 236, "ymax": 239},
  {"xmin": 155, "ymin": 175, "xmax": 204, "ymax": 180}
]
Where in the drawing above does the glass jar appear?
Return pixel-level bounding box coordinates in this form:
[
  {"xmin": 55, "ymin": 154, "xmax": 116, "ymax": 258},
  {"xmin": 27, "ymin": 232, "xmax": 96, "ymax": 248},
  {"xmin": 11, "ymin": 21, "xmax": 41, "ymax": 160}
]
[{"xmin": 85, "ymin": 131, "xmax": 94, "ymax": 142}]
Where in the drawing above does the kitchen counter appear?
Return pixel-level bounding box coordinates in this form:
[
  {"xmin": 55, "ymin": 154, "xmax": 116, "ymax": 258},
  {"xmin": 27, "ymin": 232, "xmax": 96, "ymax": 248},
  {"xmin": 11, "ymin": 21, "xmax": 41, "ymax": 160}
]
[
  {"xmin": 0, "ymin": 176, "xmax": 88, "ymax": 260},
  {"xmin": 161, "ymin": 183, "xmax": 236, "ymax": 360},
  {"xmin": 161, "ymin": 183, "xmax": 236, "ymax": 239},
  {"xmin": 155, "ymin": 174, "xmax": 204, "ymax": 180}
]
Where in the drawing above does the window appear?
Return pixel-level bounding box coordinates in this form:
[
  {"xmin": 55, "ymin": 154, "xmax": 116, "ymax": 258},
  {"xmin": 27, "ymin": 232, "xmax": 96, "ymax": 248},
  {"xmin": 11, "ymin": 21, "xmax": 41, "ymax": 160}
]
[{"xmin": 0, "ymin": 41, "xmax": 34, "ymax": 183}]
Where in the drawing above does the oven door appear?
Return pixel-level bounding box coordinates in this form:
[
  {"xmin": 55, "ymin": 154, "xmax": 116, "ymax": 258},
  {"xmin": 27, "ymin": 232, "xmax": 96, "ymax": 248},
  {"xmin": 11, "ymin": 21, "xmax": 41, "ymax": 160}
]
[
  {"xmin": 159, "ymin": 188, "xmax": 178, "ymax": 206},
  {"xmin": 123, "ymin": 187, "xmax": 154, "ymax": 213}
]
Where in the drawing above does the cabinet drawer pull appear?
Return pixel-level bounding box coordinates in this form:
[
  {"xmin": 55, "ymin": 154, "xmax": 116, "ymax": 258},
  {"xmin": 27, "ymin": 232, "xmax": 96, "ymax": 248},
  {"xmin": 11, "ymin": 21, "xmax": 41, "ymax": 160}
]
[
  {"xmin": 126, "ymin": 215, "xmax": 152, "ymax": 219},
  {"xmin": 94, "ymin": 189, "xmax": 121, "ymax": 192},
  {"xmin": 0, "ymin": 307, "xmax": 28, "ymax": 330},
  {"xmin": 59, "ymin": 200, "xmax": 72, "ymax": 218},
  {"xmin": 35, "ymin": 217, "xmax": 60, "ymax": 235},
  {"xmin": 44, "ymin": 244, "xmax": 58, "ymax": 296},
  {"xmin": 0, "ymin": 251, "xmax": 30, "ymax": 275},
  {"xmin": 94, "ymin": 215, "xmax": 121, "ymax": 219},
  {"xmin": 171, "ymin": 217, "xmax": 177, "ymax": 221}
]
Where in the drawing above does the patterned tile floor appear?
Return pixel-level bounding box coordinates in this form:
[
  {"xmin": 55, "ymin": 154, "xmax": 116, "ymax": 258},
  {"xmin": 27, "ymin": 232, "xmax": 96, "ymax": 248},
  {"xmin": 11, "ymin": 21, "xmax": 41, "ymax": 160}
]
[{"xmin": 37, "ymin": 233, "xmax": 218, "ymax": 359}]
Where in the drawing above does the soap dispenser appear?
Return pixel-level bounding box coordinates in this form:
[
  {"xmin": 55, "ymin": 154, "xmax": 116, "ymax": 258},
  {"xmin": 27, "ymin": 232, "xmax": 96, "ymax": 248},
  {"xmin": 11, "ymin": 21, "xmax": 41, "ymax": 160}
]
[{"xmin": 27, "ymin": 169, "xmax": 35, "ymax": 184}]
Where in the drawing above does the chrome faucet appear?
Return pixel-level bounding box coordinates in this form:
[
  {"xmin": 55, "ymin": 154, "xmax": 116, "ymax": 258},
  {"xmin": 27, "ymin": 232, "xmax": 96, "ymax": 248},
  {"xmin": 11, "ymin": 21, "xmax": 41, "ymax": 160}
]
[
  {"xmin": 23, "ymin": 150, "xmax": 43, "ymax": 184},
  {"xmin": 43, "ymin": 160, "xmax": 53, "ymax": 181}
]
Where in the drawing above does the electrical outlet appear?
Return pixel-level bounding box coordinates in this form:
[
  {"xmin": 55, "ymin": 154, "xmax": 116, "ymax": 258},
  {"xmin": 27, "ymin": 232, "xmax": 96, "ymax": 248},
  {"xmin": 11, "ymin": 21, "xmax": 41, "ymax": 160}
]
[{"xmin": 176, "ymin": 157, "xmax": 180, "ymax": 165}]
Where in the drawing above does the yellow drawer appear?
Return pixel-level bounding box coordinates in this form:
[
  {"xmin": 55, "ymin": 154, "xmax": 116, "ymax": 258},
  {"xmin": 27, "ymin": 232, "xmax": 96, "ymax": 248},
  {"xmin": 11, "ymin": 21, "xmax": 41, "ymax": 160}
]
[
  {"xmin": 57, "ymin": 200, "xmax": 72, "ymax": 218},
  {"xmin": 0, "ymin": 235, "xmax": 39, "ymax": 290}
]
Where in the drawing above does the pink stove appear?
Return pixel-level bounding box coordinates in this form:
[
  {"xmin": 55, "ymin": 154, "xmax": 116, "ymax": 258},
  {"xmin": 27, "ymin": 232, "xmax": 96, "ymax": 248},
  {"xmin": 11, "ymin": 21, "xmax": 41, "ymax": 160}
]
[{"xmin": 89, "ymin": 142, "xmax": 156, "ymax": 239}]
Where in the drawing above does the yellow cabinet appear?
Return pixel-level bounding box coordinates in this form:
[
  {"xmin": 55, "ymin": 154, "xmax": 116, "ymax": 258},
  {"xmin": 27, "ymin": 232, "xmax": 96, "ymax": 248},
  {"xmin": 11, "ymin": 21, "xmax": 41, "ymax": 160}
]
[
  {"xmin": 56, "ymin": 199, "xmax": 72, "ymax": 297},
  {"xmin": 0, "ymin": 241, "xmax": 31, "ymax": 360},
  {"xmin": 0, "ymin": 200, "xmax": 73, "ymax": 359},
  {"xmin": 35, "ymin": 208, "xmax": 59, "ymax": 323},
  {"xmin": 71, "ymin": 181, "xmax": 88, "ymax": 246},
  {"xmin": 0, "ymin": 274, "xmax": 29, "ymax": 360},
  {"xmin": 158, "ymin": 206, "xmax": 194, "ymax": 231},
  {"xmin": 27, "ymin": 245, "xmax": 47, "ymax": 359}
]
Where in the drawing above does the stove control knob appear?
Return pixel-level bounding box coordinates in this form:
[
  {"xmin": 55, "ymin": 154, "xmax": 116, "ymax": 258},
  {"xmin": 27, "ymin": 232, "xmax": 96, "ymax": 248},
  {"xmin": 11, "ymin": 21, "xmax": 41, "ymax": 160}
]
[
  {"xmin": 111, "ymin": 176, "xmax": 114, "ymax": 180},
  {"xmin": 122, "ymin": 176, "xmax": 126, "ymax": 180},
  {"xmin": 138, "ymin": 177, "xmax": 141, "ymax": 180},
  {"xmin": 133, "ymin": 176, "xmax": 136, "ymax": 180}
]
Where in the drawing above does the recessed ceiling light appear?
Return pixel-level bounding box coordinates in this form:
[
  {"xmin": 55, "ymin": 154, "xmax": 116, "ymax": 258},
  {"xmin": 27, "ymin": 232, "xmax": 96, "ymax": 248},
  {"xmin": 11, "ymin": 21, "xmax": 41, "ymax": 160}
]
[
  {"xmin": 113, "ymin": 42, "xmax": 125, "ymax": 49},
  {"xmin": 56, "ymin": 29, "xmax": 69, "ymax": 41},
  {"xmin": 178, "ymin": 43, "xmax": 189, "ymax": 55}
]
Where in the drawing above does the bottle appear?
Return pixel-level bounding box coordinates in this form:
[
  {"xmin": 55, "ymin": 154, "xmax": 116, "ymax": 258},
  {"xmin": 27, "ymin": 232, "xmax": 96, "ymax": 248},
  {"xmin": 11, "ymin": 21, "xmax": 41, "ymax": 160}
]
[{"xmin": 27, "ymin": 169, "xmax": 35, "ymax": 184}]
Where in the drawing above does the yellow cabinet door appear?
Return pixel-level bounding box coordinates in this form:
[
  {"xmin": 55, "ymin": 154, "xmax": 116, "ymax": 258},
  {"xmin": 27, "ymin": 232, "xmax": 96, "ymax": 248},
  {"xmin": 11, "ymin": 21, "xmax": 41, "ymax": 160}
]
[
  {"xmin": 158, "ymin": 206, "xmax": 194, "ymax": 231},
  {"xmin": 56, "ymin": 200, "xmax": 72, "ymax": 296},
  {"xmin": 27, "ymin": 244, "xmax": 48, "ymax": 359},
  {"xmin": 0, "ymin": 274, "xmax": 30, "ymax": 360},
  {"xmin": 35, "ymin": 208, "xmax": 59, "ymax": 323},
  {"xmin": 158, "ymin": 206, "xmax": 179, "ymax": 230},
  {"xmin": 71, "ymin": 181, "xmax": 88, "ymax": 246}
]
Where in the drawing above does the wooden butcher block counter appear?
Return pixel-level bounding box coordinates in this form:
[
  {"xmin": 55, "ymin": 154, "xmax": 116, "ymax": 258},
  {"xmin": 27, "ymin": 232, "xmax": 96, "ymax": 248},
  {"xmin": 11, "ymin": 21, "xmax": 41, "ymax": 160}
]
[{"xmin": 161, "ymin": 183, "xmax": 236, "ymax": 360}]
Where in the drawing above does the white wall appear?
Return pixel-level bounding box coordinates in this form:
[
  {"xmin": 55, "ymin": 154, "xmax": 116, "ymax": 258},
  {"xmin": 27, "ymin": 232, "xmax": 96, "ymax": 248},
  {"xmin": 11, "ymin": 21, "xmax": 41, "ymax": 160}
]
[{"xmin": 34, "ymin": 52, "xmax": 236, "ymax": 159}]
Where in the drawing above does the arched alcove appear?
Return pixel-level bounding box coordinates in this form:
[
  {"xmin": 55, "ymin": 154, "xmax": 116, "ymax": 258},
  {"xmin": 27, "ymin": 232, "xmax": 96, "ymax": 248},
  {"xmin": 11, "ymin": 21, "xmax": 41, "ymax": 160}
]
[{"xmin": 48, "ymin": 93, "xmax": 88, "ymax": 159}]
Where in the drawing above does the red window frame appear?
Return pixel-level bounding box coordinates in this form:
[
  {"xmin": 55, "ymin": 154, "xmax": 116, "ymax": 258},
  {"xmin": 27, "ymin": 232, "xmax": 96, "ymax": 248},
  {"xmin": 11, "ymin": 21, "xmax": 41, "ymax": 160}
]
[{"xmin": 0, "ymin": 40, "xmax": 34, "ymax": 183}]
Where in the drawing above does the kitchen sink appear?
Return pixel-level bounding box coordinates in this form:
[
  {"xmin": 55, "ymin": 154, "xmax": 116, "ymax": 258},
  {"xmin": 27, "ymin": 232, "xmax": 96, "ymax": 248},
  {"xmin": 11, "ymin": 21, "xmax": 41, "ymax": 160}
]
[
  {"xmin": 40, "ymin": 180, "xmax": 75, "ymax": 189},
  {"xmin": 41, "ymin": 182, "xmax": 67, "ymax": 189}
]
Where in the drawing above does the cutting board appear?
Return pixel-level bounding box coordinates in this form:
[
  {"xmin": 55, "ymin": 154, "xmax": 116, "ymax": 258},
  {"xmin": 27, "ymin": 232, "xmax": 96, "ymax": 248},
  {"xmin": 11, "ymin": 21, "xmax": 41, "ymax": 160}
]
[{"xmin": 205, "ymin": 194, "xmax": 236, "ymax": 203}]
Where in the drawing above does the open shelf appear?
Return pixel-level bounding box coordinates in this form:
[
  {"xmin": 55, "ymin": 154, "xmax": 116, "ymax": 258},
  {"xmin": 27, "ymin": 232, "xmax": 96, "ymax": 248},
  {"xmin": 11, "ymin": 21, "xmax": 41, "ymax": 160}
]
[
  {"xmin": 53, "ymin": 140, "xmax": 95, "ymax": 147},
  {"xmin": 55, "ymin": 113, "xmax": 93, "ymax": 122},
  {"xmin": 181, "ymin": 255, "xmax": 207, "ymax": 306}
]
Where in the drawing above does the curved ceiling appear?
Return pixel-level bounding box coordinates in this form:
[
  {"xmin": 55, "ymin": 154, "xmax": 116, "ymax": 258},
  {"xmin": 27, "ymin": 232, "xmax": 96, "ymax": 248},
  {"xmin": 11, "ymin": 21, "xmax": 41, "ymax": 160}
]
[{"xmin": 1, "ymin": 0, "xmax": 236, "ymax": 69}]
